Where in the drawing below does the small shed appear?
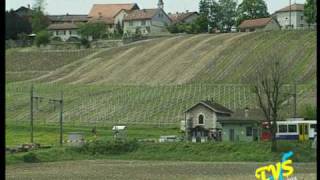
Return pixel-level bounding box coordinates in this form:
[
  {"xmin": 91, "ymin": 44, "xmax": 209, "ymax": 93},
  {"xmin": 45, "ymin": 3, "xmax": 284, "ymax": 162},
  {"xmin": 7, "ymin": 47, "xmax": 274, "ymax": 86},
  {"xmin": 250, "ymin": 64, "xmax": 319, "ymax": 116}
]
[
  {"xmin": 67, "ymin": 132, "xmax": 85, "ymax": 146},
  {"xmin": 112, "ymin": 126, "xmax": 127, "ymax": 140}
]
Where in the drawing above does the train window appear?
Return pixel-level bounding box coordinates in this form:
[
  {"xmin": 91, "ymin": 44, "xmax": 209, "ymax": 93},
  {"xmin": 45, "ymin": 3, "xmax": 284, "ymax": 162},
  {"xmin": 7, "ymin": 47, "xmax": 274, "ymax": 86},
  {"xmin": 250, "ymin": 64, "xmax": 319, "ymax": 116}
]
[
  {"xmin": 288, "ymin": 125, "xmax": 297, "ymax": 133},
  {"xmin": 311, "ymin": 124, "xmax": 317, "ymax": 129},
  {"xmin": 279, "ymin": 125, "xmax": 287, "ymax": 133}
]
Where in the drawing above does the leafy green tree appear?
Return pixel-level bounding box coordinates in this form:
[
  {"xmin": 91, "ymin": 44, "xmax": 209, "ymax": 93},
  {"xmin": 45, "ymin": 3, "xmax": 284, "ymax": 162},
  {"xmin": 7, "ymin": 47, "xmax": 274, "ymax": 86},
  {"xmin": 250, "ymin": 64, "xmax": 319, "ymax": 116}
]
[
  {"xmin": 219, "ymin": 0, "xmax": 237, "ymax": 32},
  {"xmin": 35, "ymin": 30, "xmax": 50, "ymax": 47},
  {"xmin": 304, "ymin": 0, "xmax": 317, "ymax": 27},
  {"xmin": 31, "ymin": 0, "xmax": 49, "ymax": 33},
  {"xmin": 6, "ymin": 10, "xmax": 32, "ymax": 40},
  {"xmin": 78, "ymin": 22, "xmax": 107, "ymax": 40},
  {"xmin": 236, "ymin": 0, "xmax": 269, "ymax": 26}
]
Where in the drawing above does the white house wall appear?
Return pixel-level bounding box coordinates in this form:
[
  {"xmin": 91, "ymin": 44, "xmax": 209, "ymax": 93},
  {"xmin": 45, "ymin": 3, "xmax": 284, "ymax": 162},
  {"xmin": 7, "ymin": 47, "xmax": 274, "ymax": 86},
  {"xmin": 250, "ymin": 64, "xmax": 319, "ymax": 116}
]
[
  {"xmin": 51, "ymin": 29, "xmax": 81, "ymax": 41},
  {"xmin": 186, "ymin": 104, "xmax": 215, "ymax": 129},
  {"xmin": 276, "ymin": 11, "xmax": 307, "ymax": 29}
]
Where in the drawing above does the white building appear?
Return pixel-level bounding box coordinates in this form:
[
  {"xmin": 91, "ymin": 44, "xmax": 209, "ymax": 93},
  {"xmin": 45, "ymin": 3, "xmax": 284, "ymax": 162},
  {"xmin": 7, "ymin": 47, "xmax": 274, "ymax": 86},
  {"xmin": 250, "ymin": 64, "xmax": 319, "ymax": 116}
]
[
  {"xmin": 47, "ymin": 23, "xmax": 81, "ymax": 41},
  {"xmin": 123, "ymin": 0, "xmax": 171, "ymax": 36},
  {"xmin": 274, "ymin": 3, "xmax": 309, "ymax": 29}
]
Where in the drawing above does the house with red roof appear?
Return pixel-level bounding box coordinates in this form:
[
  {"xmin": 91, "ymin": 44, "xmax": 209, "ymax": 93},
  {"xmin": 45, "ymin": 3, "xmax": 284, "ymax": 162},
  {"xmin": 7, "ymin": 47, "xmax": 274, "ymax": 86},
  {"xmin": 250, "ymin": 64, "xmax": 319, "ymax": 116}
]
[
  {"xmin": 123, "ymin": 0, "xmax": 171, "ymax": 36},
  {"xmin": 168, "ymin": 11, "xmax": 199, "ymax": 25},
  {"xmin": 88, "ymin": 3, "xmax": 140, "ymax": 33},
  {"xmin": 238, "ymin": 17, "xmax": 280, "ymax": 32}
]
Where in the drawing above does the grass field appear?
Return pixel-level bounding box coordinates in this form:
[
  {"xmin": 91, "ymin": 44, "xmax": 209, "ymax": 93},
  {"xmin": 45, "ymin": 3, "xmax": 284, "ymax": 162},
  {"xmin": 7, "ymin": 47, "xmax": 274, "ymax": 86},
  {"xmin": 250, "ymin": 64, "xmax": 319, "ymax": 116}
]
[{"xmin": 6, "ymin": 160, "xmax": 317, "ymax": 180}]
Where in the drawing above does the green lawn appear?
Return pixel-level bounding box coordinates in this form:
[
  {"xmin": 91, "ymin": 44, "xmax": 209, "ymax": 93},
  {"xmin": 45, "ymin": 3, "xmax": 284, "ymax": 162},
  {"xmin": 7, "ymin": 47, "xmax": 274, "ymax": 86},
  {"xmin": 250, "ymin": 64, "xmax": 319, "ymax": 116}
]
[{"xmin": 6, "ymin": 124, "xmax": 316, "ymax": 165}]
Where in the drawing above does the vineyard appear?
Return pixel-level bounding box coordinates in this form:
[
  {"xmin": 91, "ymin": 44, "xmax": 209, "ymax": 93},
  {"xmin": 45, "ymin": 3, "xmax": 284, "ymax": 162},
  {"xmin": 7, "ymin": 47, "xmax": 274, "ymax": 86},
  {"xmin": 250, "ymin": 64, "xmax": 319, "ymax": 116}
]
[
  {"xmin": 6, "ymin": 82, "xmax": 314, "ymax": 127},
  {"xmin": 5, "ymin": 31, "xmax": 316, "ymax": 127}
]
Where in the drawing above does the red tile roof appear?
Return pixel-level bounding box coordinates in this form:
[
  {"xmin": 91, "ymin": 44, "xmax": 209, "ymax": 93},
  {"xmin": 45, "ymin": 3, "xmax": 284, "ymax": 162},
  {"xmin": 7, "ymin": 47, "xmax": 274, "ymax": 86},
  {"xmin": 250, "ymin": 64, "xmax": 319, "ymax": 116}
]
[
  {"xmin": 238, "ymin": 17, "xmax": 273, "ymax": 29},
  {"xmin": 275, "ymin": 3, "xmax": 304, "ymax": 13},
  {"xmin": 88, "ymin": 3, "xmax": 139, "ymax": 18},
  {"xmin": 169, "ymin": 12, "xmax": 198, "ymax": 24},
  {"xmin": 47, "ymin": 23, "xmax": 79, "ymax": 30},
  {"xmin": 88, "ymin": 17, "xmax": 115, "ymax": 24},
  {"xmin": 124, "ymin": 9, "xmax": 159, "ymax": 21}
]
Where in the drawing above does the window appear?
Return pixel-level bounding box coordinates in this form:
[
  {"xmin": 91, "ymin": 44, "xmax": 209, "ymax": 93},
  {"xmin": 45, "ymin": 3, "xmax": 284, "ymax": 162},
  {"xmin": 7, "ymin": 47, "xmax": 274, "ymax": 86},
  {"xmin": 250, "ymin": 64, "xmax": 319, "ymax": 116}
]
[
  {"xmin": 279, "ymin": 125, "xmax": 288, "ymax": 133},
  {"xmin": 55, "ymin": 31, "xmax": 59, "ymax": 36},
  {"xmin": 246, "ymin": 127, "xmax": 253, "ymax": 136},
  {"xmin": 141, "ymin": 20, "xmax": 146, "ymax": 26},
  {"xmin": 70, "ymin": 30, "xmax": 72, "ymax": 35},
  {"xmin": 311, "ymin": 124, "xmax": 317, "ymax": 129},
  {"xmin": 301, "ymin": 16, "xmax": 304, "ymax": 20},
  {"xmin": 129, "ymin": 21, "xmax": 133, "ymax": 26},
  {"xmin": 63, "ymin": 30, "xmax": 66, "ymax": 35},
  {"xmin": 198, "ymin": 114, "xmax": 204, "ymax": 124},
  {"xmin": 300, "ymin": 24, "xmax": 304, "ymax": 27},
  {"xmin": 288, "ymin": 125, "xmax": 297, "ymax": 133}
]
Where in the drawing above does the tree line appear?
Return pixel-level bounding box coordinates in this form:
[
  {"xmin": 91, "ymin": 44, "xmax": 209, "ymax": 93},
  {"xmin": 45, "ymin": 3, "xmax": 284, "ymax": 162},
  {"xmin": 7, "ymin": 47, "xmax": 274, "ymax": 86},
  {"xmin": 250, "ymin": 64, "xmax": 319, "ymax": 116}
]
[{"xmin": 168, "ymin": 0, "xmax": 317, "ymax": 34}]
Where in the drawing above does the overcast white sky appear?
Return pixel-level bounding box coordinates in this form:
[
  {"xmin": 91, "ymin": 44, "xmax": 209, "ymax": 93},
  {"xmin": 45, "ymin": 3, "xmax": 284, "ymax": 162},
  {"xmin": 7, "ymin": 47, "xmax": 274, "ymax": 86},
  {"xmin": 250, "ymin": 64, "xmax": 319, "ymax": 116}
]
[{"xmin": 6, "ymin": 0, "xmax": 306, "ymax": 15}]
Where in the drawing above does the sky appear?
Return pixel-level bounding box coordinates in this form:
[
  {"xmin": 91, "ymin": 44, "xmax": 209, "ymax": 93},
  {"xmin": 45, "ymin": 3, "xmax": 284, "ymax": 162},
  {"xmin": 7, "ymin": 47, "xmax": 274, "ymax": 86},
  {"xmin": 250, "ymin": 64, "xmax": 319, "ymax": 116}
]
[{"xmin": 6, "ymin": 0, "xmax": 307, "ymax": 15}]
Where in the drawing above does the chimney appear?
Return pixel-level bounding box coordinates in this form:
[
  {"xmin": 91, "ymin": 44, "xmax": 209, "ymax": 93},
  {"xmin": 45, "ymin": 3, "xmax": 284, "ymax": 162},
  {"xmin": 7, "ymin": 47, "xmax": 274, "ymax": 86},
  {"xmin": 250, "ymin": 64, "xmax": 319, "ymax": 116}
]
[{"xmin": 245, "ymin": 107, "xmax": 249, "ymax": 118}]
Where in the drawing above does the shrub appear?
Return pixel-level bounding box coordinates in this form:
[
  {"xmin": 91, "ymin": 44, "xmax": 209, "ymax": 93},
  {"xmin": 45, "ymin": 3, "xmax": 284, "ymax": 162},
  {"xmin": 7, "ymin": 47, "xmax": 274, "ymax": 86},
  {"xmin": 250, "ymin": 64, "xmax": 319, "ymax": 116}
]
[
  {"xmin": 80, "ymin": 140, "xmax": 139, "ymax": 155},
  {"xmin": 67, "ymin": 36, "xmax": 80, "ymax": 42},
  {"xmin": 80, "ymin": 38, "xmax": 90, "ymax": 48},
  {"xmin": 300, "ymin": 104, "xmax": 316, "ymax": 120},
  {"xmin": 23, "ymin": 152, "xmax": 40, "ymax": 163},
  {"xmin": 35, "ymin": 30, "xmax": 50, "ymax": 47},
  {"xmin": 51, "ymin": 36, "xmax": 62, "ymax": 42}
]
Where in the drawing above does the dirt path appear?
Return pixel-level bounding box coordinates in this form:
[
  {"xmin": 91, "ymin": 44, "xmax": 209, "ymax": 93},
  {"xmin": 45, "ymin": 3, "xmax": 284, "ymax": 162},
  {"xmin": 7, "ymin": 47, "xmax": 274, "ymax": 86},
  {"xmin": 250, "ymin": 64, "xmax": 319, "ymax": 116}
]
[{"xmin": 6, "ymin": 160, "xmax": 316, "ymax": 180}]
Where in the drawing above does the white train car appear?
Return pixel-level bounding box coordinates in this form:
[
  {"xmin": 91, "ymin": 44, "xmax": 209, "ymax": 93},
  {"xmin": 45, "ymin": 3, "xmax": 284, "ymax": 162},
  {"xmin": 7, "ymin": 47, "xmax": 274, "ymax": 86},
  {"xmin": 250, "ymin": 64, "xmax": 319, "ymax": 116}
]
[{"xmin": 276, "ymin": 120, "xmax": 317, "ymax": 140}]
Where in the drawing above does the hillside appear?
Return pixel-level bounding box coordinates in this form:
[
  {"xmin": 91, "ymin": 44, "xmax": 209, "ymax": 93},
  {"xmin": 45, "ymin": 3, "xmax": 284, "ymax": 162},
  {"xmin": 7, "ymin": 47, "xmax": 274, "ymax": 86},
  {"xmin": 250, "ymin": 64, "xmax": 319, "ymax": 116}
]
[
  {"xmin": 6, "ymin": 31, "xmax": 316, "ymax": 85},
  {"xmin": 5, "ymin": 31, "xmax": 317, "ymax": 126}
]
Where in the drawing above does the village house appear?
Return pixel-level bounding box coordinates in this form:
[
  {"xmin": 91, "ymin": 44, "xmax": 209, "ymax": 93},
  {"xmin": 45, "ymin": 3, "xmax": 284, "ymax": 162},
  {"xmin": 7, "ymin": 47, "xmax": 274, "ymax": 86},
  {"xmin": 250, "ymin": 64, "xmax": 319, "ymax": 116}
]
[
  {"xmin": 238, "ymin": 17, "xmax": 281, "ymax": 32},
  {"xmin": 183, "ymin": 100, "xmax": 264, "ymax": 143},
  {"xmin": 87, "ymin": 3, "xmax": 140, "ymax": 33},
  {"xmin": 168, "ymin": 11, "xmax": 199, "ymax": 24},
  {"xmin": 123, "ymin": 0, "xmax": 171, "ymax": 36},
  {"xmin": 273, "ymin": 3, "xmax": 310, "ymax": 29},
  {"xmin": 47, "ymin": 23, "xmax": 81, "ymax": 41}
]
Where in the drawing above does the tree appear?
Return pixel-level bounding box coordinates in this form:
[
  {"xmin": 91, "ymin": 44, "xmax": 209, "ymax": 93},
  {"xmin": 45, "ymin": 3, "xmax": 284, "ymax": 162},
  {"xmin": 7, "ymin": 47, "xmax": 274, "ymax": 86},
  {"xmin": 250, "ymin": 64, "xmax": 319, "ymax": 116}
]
[
  {"xmin": 35, "ymin": 30, "xmax": 50, "ymax": 47},
  {"xmin": 219, "ymin": 0, "xmax": 237, "ymax": 32},
  {"xmin": 5, "ymin": 10, "xmax": 32, "ymax": 40},
  {"xmin": 31, "ymin": 0, "xmax": 49, "ymax": 33},
  {"xmin": 78, "ymin": 22, "xmax": 107, "ymax": 40},
  {"xmin": 304, "ymin": 0, "xmax": 317, "ymax": 27},
  {"xmin": 247, "ymin": 51, "xmax": 291, "ymax": 152},
  {"xmin": 236, "ymin": 0, "xmax": 269, "ymax": 26}
]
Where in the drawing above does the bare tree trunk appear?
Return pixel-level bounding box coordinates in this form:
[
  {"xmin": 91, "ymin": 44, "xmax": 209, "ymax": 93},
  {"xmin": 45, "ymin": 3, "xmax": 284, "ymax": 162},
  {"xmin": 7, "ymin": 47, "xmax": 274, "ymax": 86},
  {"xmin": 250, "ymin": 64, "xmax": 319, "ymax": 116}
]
[{"xmin": 271, "ymin": 123, "xmax": 277, "ymax": 152}]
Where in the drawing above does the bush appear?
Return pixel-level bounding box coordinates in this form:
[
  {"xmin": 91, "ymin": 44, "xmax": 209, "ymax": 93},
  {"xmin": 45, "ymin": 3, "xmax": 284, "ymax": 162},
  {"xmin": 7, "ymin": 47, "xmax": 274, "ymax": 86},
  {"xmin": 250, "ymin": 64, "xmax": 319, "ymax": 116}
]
[
  {"xmin": 80, "ymin": 38, "xmax": 90, "ymax": 48},
  {"xmin": 35, "ymin": 30, "xmax": 50, "ymax": 47},
  {"xmin": 67, "ymin": 36, "xmax": 80, "ymax": 42},
  {"xmin": 23, "ymin": 152, "xmax": 40, "ymax": 163},
  {"xmin": 80, "ymin": 140, "xmax": 139, "ymax": 155},
  {"xmin": 300, "ymin": 104, "xmax": 316, "ymax": 120},
  {"xmin": 51, "ymin": 36, "xmax": 62, "ymax": 42}
]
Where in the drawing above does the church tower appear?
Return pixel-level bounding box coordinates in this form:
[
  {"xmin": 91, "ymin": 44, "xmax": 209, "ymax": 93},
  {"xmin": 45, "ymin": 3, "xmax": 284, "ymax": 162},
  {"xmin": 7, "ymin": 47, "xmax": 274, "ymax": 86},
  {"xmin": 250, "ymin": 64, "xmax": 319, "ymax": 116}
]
[{"xmin": 158, "ymin": 0, "xmax": 164, "ymax": 9}]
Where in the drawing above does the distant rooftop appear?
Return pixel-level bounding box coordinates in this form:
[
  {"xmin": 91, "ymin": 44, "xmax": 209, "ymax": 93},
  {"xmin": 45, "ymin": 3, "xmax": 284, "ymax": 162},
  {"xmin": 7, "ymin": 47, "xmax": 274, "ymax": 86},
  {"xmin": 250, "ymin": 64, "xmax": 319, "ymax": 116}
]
[{"xmin": 275, "ymin": 3, "xmax": 304, "ymax": 13}]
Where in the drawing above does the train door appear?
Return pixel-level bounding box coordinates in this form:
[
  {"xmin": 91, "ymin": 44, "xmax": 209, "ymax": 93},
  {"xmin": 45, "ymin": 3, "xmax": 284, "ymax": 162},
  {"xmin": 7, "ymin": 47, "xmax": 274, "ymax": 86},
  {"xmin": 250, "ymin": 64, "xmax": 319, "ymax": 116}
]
[{"xmin": 299, "ymin": 123, "xmax": 308, "ymax": 141}]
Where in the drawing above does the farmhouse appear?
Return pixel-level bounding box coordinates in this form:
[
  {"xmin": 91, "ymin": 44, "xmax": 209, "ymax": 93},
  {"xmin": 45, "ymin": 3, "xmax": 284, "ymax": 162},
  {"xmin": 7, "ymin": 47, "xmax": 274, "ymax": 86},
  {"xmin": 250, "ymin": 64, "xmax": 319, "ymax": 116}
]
[
  {"xmin": 184, "ymin": 100, "xmax": 264, "ymax": 143},
  {"xmin": 87, "ymin": 3, "xmax": 140, "ymax": 33},
  {"xmin": 273, "ymin": 3, "xmax": 310, "ymax": 29},
  {"xmin": 168, "ymin": 11, "xmax": 199, "ymax": 24},
  {"xmin": 238, "ymin": 17, "xmax": 281, "ymax": 32},
  {"xmin": 47, "ymin": 23, "xmax": 81, "ymax": 41},
  {"xmin": 123, "ymin": 1, "xmax": 171, "ymax": 36}
]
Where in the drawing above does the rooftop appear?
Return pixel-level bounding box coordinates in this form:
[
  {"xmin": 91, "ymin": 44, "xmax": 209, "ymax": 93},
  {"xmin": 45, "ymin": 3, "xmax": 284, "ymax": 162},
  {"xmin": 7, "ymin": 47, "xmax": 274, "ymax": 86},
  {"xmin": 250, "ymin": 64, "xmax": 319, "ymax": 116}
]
[
  {"xmin": 239, "ymin": 17, "xmax": 273, "ymax": 29},
  {"xmin": 275, "ymin": 3, "xmax": 304, "ymax": 13},
  {"xmin": 88, "ymin": 3, "xmax": 139, "ymax": 18}
]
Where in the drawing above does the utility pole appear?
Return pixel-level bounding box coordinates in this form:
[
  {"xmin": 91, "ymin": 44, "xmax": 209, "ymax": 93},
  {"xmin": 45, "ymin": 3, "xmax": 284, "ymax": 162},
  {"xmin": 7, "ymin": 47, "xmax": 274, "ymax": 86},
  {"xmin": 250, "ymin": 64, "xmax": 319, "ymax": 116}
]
[
  {"xmin": 293, "ymin": 82, "xmax": 297, "ymax": 118},
  {"xmin": 49, "ymin": 92, "xmax": 64, "ymax": 146},
  {"xmin": 60, "ymin": 91, "xmax": 64, "ymax": 146},
  {"xmin": 289, "ymin": 0, "xmax": 292, "ymax": 29},
  {"xmin": 30, "ymin": 85, "xmax": 34, "ymax": 144}
]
